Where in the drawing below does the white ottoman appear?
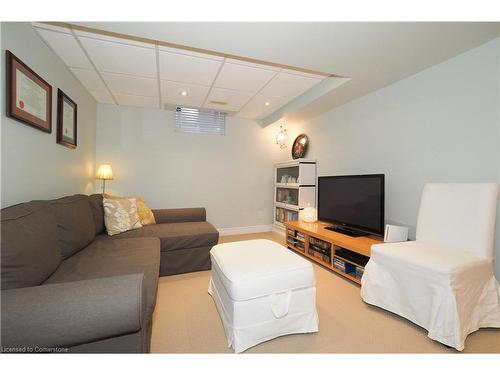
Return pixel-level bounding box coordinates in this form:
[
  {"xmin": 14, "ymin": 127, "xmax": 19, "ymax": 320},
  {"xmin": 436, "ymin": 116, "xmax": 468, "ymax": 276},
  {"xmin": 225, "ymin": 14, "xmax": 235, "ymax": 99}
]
[{"xmin": 208, "ymin": 239, "xmax": 319, "ymax": 353}]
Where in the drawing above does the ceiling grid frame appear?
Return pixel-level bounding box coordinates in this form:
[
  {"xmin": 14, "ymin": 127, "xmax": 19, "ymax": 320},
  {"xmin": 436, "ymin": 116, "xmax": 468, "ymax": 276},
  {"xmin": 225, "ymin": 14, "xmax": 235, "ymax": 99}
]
[
  {"xmin": 155, "ymin": 42, "xmax": 163, "ymax": 109},
  {"xmin": 233, "ymin": 68, "xmax": 282, "ymax": 118},
  {"xmin": 70, "ymin": 26, "xmax": 119, "ymax": 105},
  {"xmin": 200, "ymin": 57, "xmax": 227, "ymax": 110},
  {"xmin": 32, "ymin": 22, "xmax": 332, "ymax": 119}
]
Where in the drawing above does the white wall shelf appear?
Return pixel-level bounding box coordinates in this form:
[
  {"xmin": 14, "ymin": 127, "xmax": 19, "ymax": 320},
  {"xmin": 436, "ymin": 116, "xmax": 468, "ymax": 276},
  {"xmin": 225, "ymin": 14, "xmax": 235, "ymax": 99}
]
[{"xmin": 274, "ymin": 159, "xmax": 317, "ymax": 230}]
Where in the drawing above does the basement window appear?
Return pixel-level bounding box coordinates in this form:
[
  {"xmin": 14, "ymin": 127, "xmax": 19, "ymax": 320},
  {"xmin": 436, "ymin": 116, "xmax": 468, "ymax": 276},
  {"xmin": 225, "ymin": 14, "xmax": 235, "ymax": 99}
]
[{"xmin": 174, "ymin": 106, "xmax": 226, "ymax": 135}]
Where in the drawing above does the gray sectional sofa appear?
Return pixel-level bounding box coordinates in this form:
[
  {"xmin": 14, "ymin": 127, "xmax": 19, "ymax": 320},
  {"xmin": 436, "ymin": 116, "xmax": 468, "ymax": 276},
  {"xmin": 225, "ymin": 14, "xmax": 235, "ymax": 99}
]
[{"xmin": 0, "ymin": 194, "xmax": 219, "ymax": 353}]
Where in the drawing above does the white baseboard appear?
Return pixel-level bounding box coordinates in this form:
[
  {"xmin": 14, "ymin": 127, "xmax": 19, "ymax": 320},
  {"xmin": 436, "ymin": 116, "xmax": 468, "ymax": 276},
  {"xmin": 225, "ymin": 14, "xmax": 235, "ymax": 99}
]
[
  {"xmin": 217, "ymin": 225, "xmax": 273, "ymax": 236},
  {"xmin": 271, "ymin": 224, "xmax": 286, "ymax": 236}
]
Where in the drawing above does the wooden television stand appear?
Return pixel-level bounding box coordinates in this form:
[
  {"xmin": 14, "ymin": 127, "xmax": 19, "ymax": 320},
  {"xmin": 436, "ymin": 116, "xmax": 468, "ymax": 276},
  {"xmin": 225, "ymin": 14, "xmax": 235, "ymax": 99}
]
[{"xmin": 284, "ymin": 221, "xmax": 383, "ymax": 285}]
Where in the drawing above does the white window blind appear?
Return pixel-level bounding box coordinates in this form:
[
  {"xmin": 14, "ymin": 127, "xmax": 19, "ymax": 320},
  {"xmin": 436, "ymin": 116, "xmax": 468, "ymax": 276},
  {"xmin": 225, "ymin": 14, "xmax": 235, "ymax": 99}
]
[{"xmin": 175, "ymin": 106, "xmax": 225, "ymax": 135}]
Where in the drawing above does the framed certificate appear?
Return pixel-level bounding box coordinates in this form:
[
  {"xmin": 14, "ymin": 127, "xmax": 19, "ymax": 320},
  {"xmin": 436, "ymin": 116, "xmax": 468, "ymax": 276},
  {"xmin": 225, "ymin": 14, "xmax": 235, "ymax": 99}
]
[
  {"xmin": 6, "ymin": 50, "xmax": 52, "ymax": 133},
  {"xmin": 56, "ymin": 89, "xmax": 77, "ymax": 149}
]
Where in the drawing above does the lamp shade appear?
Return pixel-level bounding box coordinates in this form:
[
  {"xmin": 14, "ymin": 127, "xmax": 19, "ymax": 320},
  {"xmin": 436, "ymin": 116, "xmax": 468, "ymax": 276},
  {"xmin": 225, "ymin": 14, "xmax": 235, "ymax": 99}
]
[{"xmin": 96, "ymin": 164, "xmax": 113, "ymax": 180}]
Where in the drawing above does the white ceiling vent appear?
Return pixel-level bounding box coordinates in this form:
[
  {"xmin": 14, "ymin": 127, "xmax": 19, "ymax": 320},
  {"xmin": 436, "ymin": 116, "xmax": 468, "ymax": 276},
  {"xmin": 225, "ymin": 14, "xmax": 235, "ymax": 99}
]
[{"xmin": 174, "ymin": 107, "xmax": 225, "ymax": 135}]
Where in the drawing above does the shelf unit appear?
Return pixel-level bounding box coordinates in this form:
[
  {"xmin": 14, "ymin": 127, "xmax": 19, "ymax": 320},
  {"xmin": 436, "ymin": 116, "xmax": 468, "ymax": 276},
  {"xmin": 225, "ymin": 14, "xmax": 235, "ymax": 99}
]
[
  {"xmin": 284, "ymin": 220, "xmax": 383, "ymax": 285},
  {"xmin": 274, "ymin": 159, "xmax": 317, "ymax": 230}
]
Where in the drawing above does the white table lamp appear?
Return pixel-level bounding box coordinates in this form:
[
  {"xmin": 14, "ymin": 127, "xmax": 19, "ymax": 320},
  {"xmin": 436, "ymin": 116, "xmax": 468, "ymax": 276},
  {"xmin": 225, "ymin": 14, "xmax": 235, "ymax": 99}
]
[
  {"xmin": 300, "ymin": 204, "xmax": 317, "ymax": 223},
  {"xmin": 96, "ymin": 164, "xmax": 113, "ymax": 194}
]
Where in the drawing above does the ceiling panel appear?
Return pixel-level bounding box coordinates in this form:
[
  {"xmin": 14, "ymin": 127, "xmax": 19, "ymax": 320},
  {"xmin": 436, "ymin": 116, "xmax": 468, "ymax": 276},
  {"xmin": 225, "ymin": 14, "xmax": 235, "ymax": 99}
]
[
  {"xmin": 115, "ymin": 94, "xmax": 159, "ymax": 108},
  {"xmin": 225, "ymin": 58, "xmax": 281, "ymax": 71},
  {"xmin": 89, "ymin": 90, "xmax": 115, "ymax": 104},
  {"xmin": 74, "ymin": 29, "xmax": 155, "ymax": 49},
  {"xmin": 36, "ymin": 29, "xmax": 93, "ymax": 69},
  {"xmin": 159, "ymin": 45, "xmax": 223, "ymax": 61},
  {"xmin": 260, "ymin": 72, "xmax": 321, "ymax": 98},
  {"xmin": 158, "ymin": 50, "xmax": 222, "ymax": 86},
  {"xmin": 102, "ymin": 72, "xmax": 158, "ymax": 97},
  {"xmin": 79, "ymin": 37, "xmax": 157, "ymax": 77},
  {"xmin": 237, "ymin": 94, "xmax": 288, "ymax": 119},
  {"xmin": 214, "ymin": 62, "xmax": 277, "ymax": 92},
  {"xmin": 32, "ymin": 23, "xmax": 334, "ymax": 119},
  {"xmin": 70, "ymin": 68, "xmax": 107, "ymax": 91},
  {"xmin": 161, "ymin": 80, "xmax": 210, "ymax": 108},
  {"xmin": 205, "ymin": 87, "xmax": 254, "ymax": 112}
]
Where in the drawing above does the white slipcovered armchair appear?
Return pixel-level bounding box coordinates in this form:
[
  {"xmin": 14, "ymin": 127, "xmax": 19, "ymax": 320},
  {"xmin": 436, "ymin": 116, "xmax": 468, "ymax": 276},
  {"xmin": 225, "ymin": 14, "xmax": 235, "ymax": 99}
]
[{"xmin": 361, "ymin": 183, "xmax": 500, "ymax": 351}]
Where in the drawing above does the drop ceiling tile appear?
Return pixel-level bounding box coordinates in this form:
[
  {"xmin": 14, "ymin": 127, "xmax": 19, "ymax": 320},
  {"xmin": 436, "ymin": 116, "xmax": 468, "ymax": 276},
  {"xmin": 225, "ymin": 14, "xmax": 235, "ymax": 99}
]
[
  {"xmin": 74, "ymin": 29, "xmax": 155, "ymax": 49},
  {"xmin": 115, "ymin": 94, "xmax": 159, "ymax": 109},
  {"xmin": 70, "ymin": 68, "xmax": 107, "ymax": 91},
  {"xmin": 225, "ymin": 58, "xmax": 281, "ymax": 72},
  {"xmin": 89, "ymin": 90, "xmax": 115, "ymax": 104},
  {"xmin": 205, "ymin": 87, "xmax": 254, "ymax": 111},
  {"xmin": 159, "ymin": 45, "xmax": 223, "ymax": 61},
  {"xmin": 237, "ymin": 94, "xmax": 288, "ymax": 120},
  {"xmin": 36, "ymin": 29, "xmax": 93, "ymax": 69},
  {"xmin": 204, "ymin": 102, "xmax": 241, "ymax": 113},
  {"xmin": 214, "ymin": 62, "xmax": 277, "ymax": 92},
  {"xmin": 158, "ymin": 50, "xmax": 222, "ymax": 86},
  {"xmin": 79, "ymin": 37, "xmax": 157, "ymax": 77},
  {"xmin": 261, "ymin": 72, "xmax": 322, "ymax": 99},
  {"xmin": 163, "ymin": 96, "xmax": 203, "ymax": 108},
  {"xmin": 102, "ymin": 72, "xmax": 158, "ymax": 97},
  {"xmin": 161, "ymin": 80, "xmax": 210, "ymax": 107}
]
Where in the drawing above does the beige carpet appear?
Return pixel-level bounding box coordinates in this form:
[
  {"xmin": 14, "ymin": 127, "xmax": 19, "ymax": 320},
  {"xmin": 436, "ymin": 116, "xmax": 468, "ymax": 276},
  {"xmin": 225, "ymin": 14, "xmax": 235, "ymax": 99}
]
[{"xmin": 151, "ymin": 232, "xmax": 500, "ymax": 353}]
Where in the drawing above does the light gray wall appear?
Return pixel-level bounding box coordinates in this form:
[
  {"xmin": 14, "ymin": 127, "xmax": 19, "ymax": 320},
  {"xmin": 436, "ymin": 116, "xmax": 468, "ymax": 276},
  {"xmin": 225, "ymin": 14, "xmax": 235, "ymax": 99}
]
[
  {"xmin": 280, "ymin": 38, "xmax": 500, "ymax": 277},
  {"xmin": 94, "ymin": 36, "xmax": 500, "ymax": 276},
  {"xmin": 96, "ymin": 105, "xmax": 281, "ymax": 230},
  {"xmin": 1, "ymin": 22, "xmax": 97, "ymax": 207}
]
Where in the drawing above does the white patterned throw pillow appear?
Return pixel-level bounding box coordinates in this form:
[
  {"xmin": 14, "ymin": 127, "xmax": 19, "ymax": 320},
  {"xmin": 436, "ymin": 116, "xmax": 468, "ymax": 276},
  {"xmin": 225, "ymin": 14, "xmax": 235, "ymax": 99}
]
[{"xmin": 103, "ymin": 197, "xmax": 143, "ymax": 236}]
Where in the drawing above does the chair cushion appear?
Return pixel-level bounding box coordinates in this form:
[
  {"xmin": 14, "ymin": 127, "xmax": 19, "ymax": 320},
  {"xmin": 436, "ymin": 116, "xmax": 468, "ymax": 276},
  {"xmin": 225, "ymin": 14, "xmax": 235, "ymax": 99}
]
[
  {"xmin": 44, "ymin": 237, "xmax": 160, "ymax": 318},
  {"xmin": 47, "ymin": 195, "xmax": 96, "ymax": 259},
  {"xmin": 88, "ymin": 194, "xmax": 105, "ymax": 235},
  {"xmin": 1, "ymin": 202, "xmax": 61, "ymax": 289},
  {"xmin": 371, "ymin": 241, "xmax": 492, "ymax": 275},
  {"xmin": 210, "ymin": 239, "xmax": 315, "ymax": 301},
  {"xmin": 100, "ymin": 221, "xmax": 218, "ymax": 252}
]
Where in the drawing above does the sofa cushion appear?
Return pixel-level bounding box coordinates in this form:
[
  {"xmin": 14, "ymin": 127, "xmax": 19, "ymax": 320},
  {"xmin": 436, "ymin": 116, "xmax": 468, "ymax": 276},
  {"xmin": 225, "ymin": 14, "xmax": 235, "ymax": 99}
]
[
  {"xmin": 100, "ymin": 221, "xmax": 219, "ymax": 253},
  {"xmin": 88, "ymin": 194, "xmax": 105, "ymax": 235},
  {"xmin": 44, "ymin": 237, "xmax": 160, "ymax": 317},
  {"xmin": 48, "ymin": 195, "xmax": 96, "ymax": 259},
  {"xmin": 1, "ymin": 202, "xmax": 61, "ymax": 290}
]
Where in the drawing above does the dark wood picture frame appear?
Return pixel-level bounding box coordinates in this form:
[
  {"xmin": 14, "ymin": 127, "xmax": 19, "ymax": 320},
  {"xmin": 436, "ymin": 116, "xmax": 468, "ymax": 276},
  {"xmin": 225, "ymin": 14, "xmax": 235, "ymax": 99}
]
[
  {"xmin": 6, "ymin": 50, "xmax": 52, "ymax": 132},
  {"xmin": 56, "ymin": 89, "xmax": 77, "ymax": 149}
]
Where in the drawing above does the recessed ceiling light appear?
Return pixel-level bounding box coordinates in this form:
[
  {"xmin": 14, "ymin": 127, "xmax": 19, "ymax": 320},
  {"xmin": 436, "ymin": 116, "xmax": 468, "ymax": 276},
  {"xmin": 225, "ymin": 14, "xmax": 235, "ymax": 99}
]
[
  {"xmin": 265, "ymin": 102, "xmax": 270, "ymax": 106},
  {"xmin": 180, "ymin": 91, "xmax": 188, "ymax": 96}
]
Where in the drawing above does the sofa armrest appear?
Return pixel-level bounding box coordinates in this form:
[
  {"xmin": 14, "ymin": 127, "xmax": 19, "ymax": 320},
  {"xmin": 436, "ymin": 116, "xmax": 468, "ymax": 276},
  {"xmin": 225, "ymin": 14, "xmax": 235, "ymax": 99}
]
[
  {"xmin": 1, "ymin": 274, "xmax": 145, "ymax": 351},
  {"xmin": 152, "ymin": 207, "xmax": 206, "ymax": 223}
]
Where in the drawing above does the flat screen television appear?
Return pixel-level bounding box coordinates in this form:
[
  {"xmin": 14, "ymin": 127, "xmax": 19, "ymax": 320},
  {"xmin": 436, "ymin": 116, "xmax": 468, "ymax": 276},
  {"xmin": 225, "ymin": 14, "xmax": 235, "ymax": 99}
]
[{"xmin": 318, "ymin": 174, "xmax": 385, "ymax": 237}]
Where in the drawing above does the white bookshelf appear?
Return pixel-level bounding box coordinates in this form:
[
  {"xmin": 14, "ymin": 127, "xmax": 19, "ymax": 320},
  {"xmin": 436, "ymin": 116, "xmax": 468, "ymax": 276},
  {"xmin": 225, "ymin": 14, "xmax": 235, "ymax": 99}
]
[{"xmin": 273, "ymin": 159, "xmax": 317, "ymax": 230}]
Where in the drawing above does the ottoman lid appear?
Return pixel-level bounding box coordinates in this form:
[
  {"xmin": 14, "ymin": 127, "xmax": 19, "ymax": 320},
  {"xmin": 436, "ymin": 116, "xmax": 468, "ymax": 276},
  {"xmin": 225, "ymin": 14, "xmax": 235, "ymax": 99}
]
[{"xmin": 210, "ymin": 239, "xmax": 315, "ymax": 301}]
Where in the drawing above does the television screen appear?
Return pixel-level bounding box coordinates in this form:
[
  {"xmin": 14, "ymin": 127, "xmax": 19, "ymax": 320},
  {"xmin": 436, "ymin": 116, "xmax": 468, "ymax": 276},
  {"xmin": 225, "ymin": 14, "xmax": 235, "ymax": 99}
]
[{"xmin": 318, "ymin": 174, "xmax": 385, "ymax": 236}]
